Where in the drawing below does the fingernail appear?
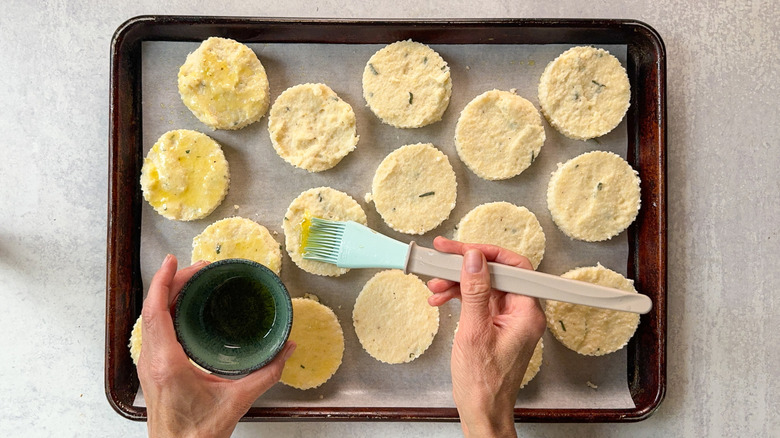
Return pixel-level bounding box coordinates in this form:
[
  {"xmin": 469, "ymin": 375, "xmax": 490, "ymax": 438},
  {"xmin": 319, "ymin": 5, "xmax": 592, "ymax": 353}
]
[
  {"xmin": 162, "ymin": 254, "xmax": 173, "ymax": 267},
  {"xmin": 465, "ymin": 250, "xmax": 483, "ymax": 273}
]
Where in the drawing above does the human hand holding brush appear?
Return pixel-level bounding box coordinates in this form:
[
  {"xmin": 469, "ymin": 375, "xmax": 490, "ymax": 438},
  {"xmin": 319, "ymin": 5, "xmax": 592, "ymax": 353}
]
[
  {"xmin": 301, "ymin": 218, "xmax": 650, "ymax": 435},
  {"xmin": 427, "ymin": 237, "xmax": 546, "ymax": 438}
]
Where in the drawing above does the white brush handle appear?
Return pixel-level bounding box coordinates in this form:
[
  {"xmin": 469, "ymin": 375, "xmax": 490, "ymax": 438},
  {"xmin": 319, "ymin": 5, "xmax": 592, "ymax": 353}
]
[{"xmin": 405, "ymin": 243, "xmax": 652, "ymax": 314}]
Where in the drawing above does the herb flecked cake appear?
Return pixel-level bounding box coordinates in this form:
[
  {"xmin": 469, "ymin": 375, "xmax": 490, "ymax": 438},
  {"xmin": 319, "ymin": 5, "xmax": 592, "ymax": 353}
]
[
  {"xmin": 455, "ymin": 89, "xmax": 546, "ymax": 180},
  {"xmin": 454, "ymin": 202, "xmax": 546, "ymax": 270},
  {"xmin": 191, "ymin": 217, "xmax": 282, "ymax": 274},
  {"xmin": 546, "ymin": 151, "xmax": 640, "ymax": 242},
  {"xmin": 544, "ymin": 264, "xmax": 641, "ymax": 356},
  {"xmin": 178, "ymin": 37, "xmax": 270, "ymax": 130},
  {"xmin": 369, "ymin": 143, "xmax": 457, "ymax": 235},
  {"xmin": 283, "ymin": 187, "xmax": 367, "ymax": 277},
  {"xmin": 362, "ymin": 40, "xmax": 452, "ymax": 128},
  {"xmin": 140, "ymin": 129, "xmax": 229, "ymax": 221},
  {"xmin": 353, "ymin": 270, "xmax": 439, "ymax": 364},
  {"xmin": 280, "ymin": 297, "xmax": 345, "ymax": 390},
  {"xmin": 538, "ymin": 46, "xmax": 630, "ymax": 140},
  {"xmin": 129, "ymin": 316, "xmax": 142, "ymax": 365},
  {"xmin": 268, "ymin": 83, "xmax": 359, "ymax": 172},
  {"xmin": 521, "ymin": 339, "xmax": 544, "ymax": 388}
]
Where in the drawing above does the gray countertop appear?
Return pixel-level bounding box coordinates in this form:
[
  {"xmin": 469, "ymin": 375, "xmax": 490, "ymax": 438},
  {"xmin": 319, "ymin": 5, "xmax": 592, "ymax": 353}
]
[{"xmin": 1, "ymin": 1, "xmax": 777, "ymax": 437}]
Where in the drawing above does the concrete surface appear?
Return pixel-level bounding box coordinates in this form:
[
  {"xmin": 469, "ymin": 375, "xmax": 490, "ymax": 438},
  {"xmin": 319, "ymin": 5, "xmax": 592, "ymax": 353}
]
[{"xmin": 1, "ymin": 0, "xmax": 777, "ymax": 436}]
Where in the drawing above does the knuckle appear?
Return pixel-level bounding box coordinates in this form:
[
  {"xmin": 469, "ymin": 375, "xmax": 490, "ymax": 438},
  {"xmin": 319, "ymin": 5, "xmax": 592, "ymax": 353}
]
[
  {"xmin": 267, "ymin": 361, "xmax": 285, "ymax": 382},
  {"xmin": 140, "ymin": 306, "xmax": 157, "ymax": 324},
  {"xmin": 462, "ymin": 277, "xmax": 490, "ymax": 295},
  {"xmin": 137, "ymin": 356, "xmax": 172, "ymax": 386}
]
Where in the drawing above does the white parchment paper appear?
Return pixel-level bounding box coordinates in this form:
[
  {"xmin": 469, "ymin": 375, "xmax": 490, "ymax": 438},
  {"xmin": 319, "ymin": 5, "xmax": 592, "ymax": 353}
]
[{"xmin": 135, "ymin": 41, "xmax": 635, "ymax": 410}]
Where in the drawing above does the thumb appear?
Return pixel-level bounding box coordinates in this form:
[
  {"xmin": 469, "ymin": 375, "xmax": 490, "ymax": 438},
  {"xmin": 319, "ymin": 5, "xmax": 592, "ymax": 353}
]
[
  {"xmin": 232, "ymin": 341, "xmax": 296, "ymax": 402},
  {"xmin": 459, "ymin": 249, "xmax": 492, "ymax": 325}
]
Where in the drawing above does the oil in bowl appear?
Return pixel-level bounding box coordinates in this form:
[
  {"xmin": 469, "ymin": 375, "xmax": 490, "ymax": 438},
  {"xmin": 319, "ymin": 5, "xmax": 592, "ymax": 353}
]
[
  {"xmin": 203, "ymin": 276, "xmax": 276, "ymax": 348},
  {"xmin": 174, "ymin": 259, "xmax": 293, "ymax": 376}
]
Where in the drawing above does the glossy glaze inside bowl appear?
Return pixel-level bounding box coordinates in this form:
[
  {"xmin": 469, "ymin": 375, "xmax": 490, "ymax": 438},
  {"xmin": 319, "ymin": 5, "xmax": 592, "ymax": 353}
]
[{"xmin": 174, "ymin": 259, "xmax": 293, "ymax": 375}]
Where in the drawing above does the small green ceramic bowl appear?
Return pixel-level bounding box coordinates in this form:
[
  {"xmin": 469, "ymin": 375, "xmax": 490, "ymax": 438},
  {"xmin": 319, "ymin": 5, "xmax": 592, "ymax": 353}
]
[{"xmin": 174, "ymin": 259, "xmax": 293, "ymax": 376}]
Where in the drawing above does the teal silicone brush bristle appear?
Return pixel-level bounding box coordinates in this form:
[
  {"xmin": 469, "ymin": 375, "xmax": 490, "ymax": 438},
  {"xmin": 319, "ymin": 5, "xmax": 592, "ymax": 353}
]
[
  {"xmin": 303, "ymin": 218, "xmax": 410, "ymax": 269},
  {"xmin": 301, "ymin": 218, "xmax": 347, "ymax": 265}
]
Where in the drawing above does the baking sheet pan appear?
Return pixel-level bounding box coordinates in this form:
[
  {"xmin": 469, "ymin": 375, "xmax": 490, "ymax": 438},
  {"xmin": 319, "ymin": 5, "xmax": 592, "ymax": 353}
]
[{"xmin": 106, "ymin": 16, "xmax": 666, "ymax": 422}]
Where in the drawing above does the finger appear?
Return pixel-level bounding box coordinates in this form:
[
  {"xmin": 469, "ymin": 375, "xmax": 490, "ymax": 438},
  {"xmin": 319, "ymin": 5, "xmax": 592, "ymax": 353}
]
[
  {"xmin": 432, "ymin": 236, "xmax": 465, "ymax": 254},
  {"xmin": 483, "ymin": 246, "xmax": 533, "ymax": 270},
  {"xmin": 143, "ymin": 254, "xmax": 178, "ymax": 314},
  {"xmin": 428, "ymin": 288, "xmax": 457, "ymax": 307},
  {"xmin": 168, "ymin": 260, "xmax": 209, "ymax": 309},
  {"xmin": 141, "ymin": 255, "xmax": 180, "ymax": 354},
  {"xmin": 427, "ymin": 277, "xmax": 457, "ymax": 293},
  {"xmin": 459, "ymin": 242, "xmax": 532, "ymax": 270},
  {"xmin": 458, "ymin": 249, "xmax": 492, "ymax": 324},
  {"xmin": 427, "ymin": 278, "xmax": 461, "ymax": 306},
  {"xmin": 434, "ymin": 236, "xmax": 533, "ymax": 270},
  {"xmin": 234, "ymin": 341, "xmax": 296, "ymax": 400}
]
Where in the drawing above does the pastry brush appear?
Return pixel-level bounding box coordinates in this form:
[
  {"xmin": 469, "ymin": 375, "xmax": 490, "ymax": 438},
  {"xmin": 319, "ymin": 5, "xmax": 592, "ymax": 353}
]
[{"xmin": 302, "ymin": 218, "xmax": 652, "ymax": 314}]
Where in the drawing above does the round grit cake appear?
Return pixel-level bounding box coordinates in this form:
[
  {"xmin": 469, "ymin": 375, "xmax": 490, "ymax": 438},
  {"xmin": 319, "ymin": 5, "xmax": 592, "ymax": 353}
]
[
  {"xmin": 353, "ymin": 270, "xmax": 440, "ymax": 364},
  {"xmin": 140, "ymin": 129, "xmax": 229, "ymax": 221},
  {"xmin": 521, "ymin": 338, "xmax": 544, "ymax": 388},
  {"xmin": 129, "ymin": 315, "xmax": 142, "ymax": 365},
  {"xmin": 547, "ymin": 151, "xmax": 640, "ymax": 242},
  {"xmin": 455, "ymin": 89, "xmax": 546, "ymax": 180},
  {"xmin": 544, "ymin": 264, "xmax": 640, "ymax": 356},
  {"xmin": 177, "ymin": 37, "xmax": 270, "ymax": 130},
  {"xmin": 280, "ymin": 297, "xmax": 345, "ymax": 390},
  {"xmin": 362, "ymin": 40, "xmax": 452, "ymax": 128},
  {"xmin": 191, "ymin": 217, "xmax": 282, "ymax": 274},
  {"xmin": 454, "ymin": 202, "xmax": 546, "ymax": 270},
  {"xmin": 268, "ymin": 83, "xmax": 359, "ymax": 172},
  {"xmin": 283, "ymin": 187, "xmax": 367, "ymax": 276},
  {"xmin": 538, "ymin": 46, "xmax": 630, "ymax": 140},
  {"xmin": 371, "ymin": 143, "xmax": 457, "ymax": 235}
]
